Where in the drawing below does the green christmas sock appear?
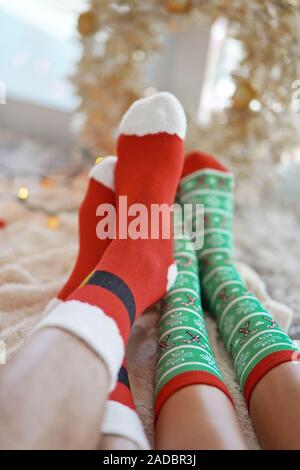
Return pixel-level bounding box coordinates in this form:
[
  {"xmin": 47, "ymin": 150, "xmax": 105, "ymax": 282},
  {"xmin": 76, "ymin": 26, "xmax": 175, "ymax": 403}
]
[
  {"xmin": 154, "ymin": 230, "xmax": 232, "ymax": 421},
  {"xmin": 179, "ymin": 151, "xmax": 300, "ymax": 408}
]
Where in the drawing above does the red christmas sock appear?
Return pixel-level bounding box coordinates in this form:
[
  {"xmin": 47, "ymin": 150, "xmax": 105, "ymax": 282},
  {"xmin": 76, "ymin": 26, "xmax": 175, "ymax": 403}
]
[
  {"xmin": 42, "ymin": 156, "xmax": 146, "ymax": 445},
  {"xmin": 57, "ymin": 156, "xmax": 117, "ymax": 300},
  {"xmin": 102, "ymin": 361, "xmax": 150, "ymax": 449},
  {"xmin": 37, "ymin": 92, "xmax": 186, "ymax": 391}
]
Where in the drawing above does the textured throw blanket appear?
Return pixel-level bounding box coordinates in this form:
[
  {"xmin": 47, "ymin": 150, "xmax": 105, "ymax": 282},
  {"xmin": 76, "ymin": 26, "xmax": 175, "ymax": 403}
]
[{"xmin": 0, "ymin": 181, "xmax": 298, "ymax": 449}]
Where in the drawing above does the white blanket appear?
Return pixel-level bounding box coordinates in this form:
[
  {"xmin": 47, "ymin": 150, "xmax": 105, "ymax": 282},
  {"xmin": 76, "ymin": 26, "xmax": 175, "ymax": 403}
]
[{"xmin": 0, "ymin": 186, "xmax": 296, "ymax": 449}]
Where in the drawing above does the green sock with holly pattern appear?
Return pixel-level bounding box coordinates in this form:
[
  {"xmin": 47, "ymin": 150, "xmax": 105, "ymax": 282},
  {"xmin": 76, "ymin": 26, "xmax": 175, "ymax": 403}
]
[
  {"xmin": 154, "ymin": 223, "xmax": 232, "ymax": 422},
  {"xmin": 179, "ymin": 151, "xmax": 300, "ymax": 408}
]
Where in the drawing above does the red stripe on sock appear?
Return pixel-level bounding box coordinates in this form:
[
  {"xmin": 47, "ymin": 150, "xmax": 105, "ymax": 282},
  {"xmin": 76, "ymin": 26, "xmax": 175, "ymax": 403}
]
[
  {"xmin": 154, "ymin": 371, "xmax": 233, "ymax": 423},
  {"xmin": 68, "ymin": 284, "xmax": 131, "ymax": 343},
  {"xmin": 109, "ymin": 382, "xmax": 135, "ymax": 410},
  {"xmin": 244, "ymin": 349, "xmax": 300, "ymax": 410}
]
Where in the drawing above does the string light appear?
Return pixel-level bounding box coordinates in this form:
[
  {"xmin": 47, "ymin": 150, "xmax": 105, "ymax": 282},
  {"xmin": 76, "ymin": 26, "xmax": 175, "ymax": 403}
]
[
  {"xmin": 40, "ymin": 177, "xmax": 56, "ymax": 189},
  {"xmin": 0, "ymin": 219, "xmax": 7, "ymax": 229},
  {"xmin": 18, "ymin": 187, "xmax": 29, "ymax": 200},
  {"xmin": 47, "ymin": 215, "xmax": 61, "ymax": 230},
  {"xmin": 1, "ymin": 161, "xmax": 84, "ymax": 215}
]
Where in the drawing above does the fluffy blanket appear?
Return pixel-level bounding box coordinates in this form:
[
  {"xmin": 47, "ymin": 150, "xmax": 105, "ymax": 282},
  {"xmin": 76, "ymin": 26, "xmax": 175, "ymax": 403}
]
[{"xmin": 0, "ymin": 179, "xmax": 299, "ymax": 450}]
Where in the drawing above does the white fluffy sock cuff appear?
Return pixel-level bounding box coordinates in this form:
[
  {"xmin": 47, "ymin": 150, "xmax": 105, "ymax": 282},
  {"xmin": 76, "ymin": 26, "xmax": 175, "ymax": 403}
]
[
  {"xmin": 119, "ymin": 92, "xmax": 186, "ymax": 139},
  {"xmin": 102, "ymin": 401, "xmax": 150, "ymax": 450},
  {"xmin": 35, "ymin": 300, "xmax": 124, "ymax": 391}
]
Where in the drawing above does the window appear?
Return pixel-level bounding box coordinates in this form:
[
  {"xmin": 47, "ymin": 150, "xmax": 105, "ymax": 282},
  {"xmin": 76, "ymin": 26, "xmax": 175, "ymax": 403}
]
[{"xmin": 0, "ymin": 0, "xmax": 87, "ymax": 111}]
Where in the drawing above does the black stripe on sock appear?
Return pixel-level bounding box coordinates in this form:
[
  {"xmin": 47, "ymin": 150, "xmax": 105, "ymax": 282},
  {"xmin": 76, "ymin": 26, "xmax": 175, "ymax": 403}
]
[
  {"xmin": 86, "ymin": 270, "xmax": 136, "ymax": 325},
  {"xmin": 118, "ymin": 366, "xmax": 130, "ymax": 389}
]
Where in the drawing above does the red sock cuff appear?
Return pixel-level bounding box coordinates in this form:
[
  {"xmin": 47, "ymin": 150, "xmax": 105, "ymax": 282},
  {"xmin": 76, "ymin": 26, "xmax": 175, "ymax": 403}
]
[
  {"xmin": 244, "ymin": 349, "xmax": 300, "ymax": 410},
  {"xmin": 154, "ymin": 371, "xmax": 234, "ymax": 424}
]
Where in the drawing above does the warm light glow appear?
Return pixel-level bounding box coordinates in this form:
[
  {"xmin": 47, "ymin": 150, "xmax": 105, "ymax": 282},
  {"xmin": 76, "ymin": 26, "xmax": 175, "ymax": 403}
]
[
  {"xmin": 249, "ymin": 99, "xmax": 261, "ymax": 112},
  {"xmin": 18, "ymin": 187, "xmax": 29, "ymax": 200},
  {"xmin": 95, "ymin": 156, "xmax": 104, "ymax": 165},
  {"xmin": 41, "ymin": 177, "xmax": 55, "ymax": 189},
  {"xmin": 47, "ymin": 216, "xmax": 60, "ymax": 230}
]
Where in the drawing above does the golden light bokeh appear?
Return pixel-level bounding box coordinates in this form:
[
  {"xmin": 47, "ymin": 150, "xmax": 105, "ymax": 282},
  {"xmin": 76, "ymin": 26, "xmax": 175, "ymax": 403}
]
[
  {"xmin": 18, "ymin": 187, "xmax": 29, "ymax": 200},
  {"xmin": 47, "ymin": 216, "xmax": 60, "ymax": 230}
]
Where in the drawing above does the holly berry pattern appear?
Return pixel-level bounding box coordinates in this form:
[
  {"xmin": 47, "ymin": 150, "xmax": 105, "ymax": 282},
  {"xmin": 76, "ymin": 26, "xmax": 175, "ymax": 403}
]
[
  {"xmin": 179, "ymin": 167, "xmax": 300, "ymax": 397},
  {"xmin": 155, "ymin": 234, "xmax": 223, "ymax": 395}
]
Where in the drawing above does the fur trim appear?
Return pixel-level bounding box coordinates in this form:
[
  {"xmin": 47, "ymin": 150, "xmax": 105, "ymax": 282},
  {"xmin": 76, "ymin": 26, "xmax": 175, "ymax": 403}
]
[
  {"xmin": 89, "ymin": 156, "xmax": 117, "ymax": 191},
  {"xmin": 119, "ymin": 92, "xmax": 186, "ymax": 139},
  {"xmin": 35, "ymin": 300, "xmax": 124, "ymax": 391},
  {"xmin": 102, "ymin": 401, "xmax": 150, "ymax": 449}
]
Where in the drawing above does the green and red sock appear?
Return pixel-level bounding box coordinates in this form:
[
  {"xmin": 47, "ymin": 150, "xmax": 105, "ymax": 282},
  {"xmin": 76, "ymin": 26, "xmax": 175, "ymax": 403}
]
[
  {"xmin": 179, "ymin": 151, "xmax": 300, "ymax": 408},
  {"xmin": 154, "ymin": 227, "xmax": 232, "ymax": 421}
]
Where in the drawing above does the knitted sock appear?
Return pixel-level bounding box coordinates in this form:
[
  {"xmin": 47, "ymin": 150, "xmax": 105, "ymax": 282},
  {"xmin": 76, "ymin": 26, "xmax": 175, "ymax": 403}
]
[
  {"xmin": 154, "ymin": 228, "xmax": 232, "ymax": 421},
  {"xmin": 179, "ymin": 151, "xmax": 300, "ymax": 408},
  {"xmin": 42, "ymin": 157, "xmax": 147, "ymax": 446},
  {"xmin": 58, "ymin": 156, "xmax": 117, "ymax": 301},
  {"xmin": 41, "ymin": 156, "xmax": 117, "ymax": 318},
  {"xmin": 102, "ymin": 361, "xmax": 150, "ymax": 449},
  {"xmin": 37, "ymin": 92, "xmax": 186, "ymax": 390}
]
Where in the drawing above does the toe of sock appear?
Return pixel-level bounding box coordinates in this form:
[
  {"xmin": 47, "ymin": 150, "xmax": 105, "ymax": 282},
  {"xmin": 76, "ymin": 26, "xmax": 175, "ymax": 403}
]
[
  {"xmin": 119, "ymin": 92, "xmax": 186, "ymax": 139},
  {"xmin": 89, "ymin": 155, "xmax": 117, "ymax": 191},
  {"xmin": 182, "ymin": 151, "xmax": 230, "ymax": 178}
]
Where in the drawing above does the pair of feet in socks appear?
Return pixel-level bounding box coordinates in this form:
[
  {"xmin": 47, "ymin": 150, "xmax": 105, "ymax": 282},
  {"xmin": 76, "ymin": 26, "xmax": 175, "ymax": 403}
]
[{"xmin": 38, "ymin": 92, "xmax": 300, "ymax": 449}]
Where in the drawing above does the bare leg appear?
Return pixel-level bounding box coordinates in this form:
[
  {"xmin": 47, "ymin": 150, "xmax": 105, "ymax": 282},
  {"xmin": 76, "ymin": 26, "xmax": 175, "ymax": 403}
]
[
  {"xmin": 250, "ymin": 361, "xmax": 300, "ymax": 449},
  {"xmin": 0, "ymin": 328, "xmax": 110, "ymax": 449},
  {"xmin": 155, "ymin": 385, "xmax": 247, "ymax": 450},
  {"xmin": 98, "ymin": 435, "xmax": 140, "ymax": 450}
]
